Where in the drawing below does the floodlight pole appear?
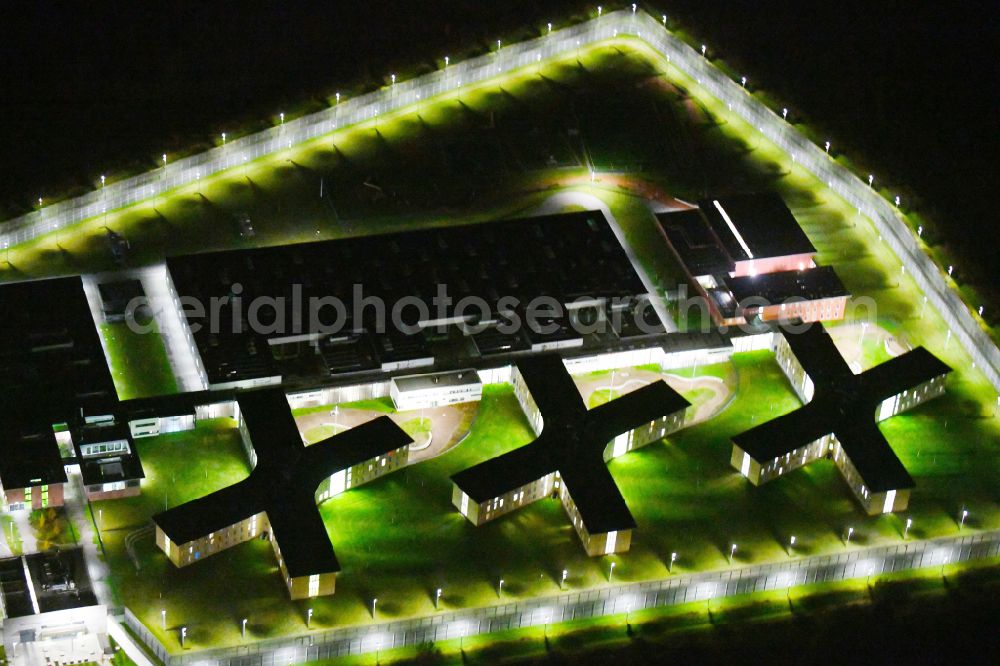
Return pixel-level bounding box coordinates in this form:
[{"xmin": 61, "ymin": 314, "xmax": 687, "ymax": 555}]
[
  {"xmin": 669, "ymin": 552, "xmax": 677, "ymax": 572},
  {"xmin": 241, "ymin": 618, "xmax": 247, "ymax": 639},
  {"xmin": 846, "ymin": 526, "xmax": 854, "ymax": 546},
  {"xmin": 561, "ymin": 569, "xmax": 568, "ymax": 590},
  {"xmin": 372, "ymin": 597, "xmax": 377, "ymax": 619},
  {"xmin": 609, "ymin": 561, "xmax": 615, "ymax": 582},
  {"xmin": 435, "ymin": 588, "xmax": 442, "ymax": 609},
  {"xmin": 903, "ymin": 518, "xmax": 912, "ymax": 539},
  {"xmin": 498, "ymin": 578, "xmax": 504, "ymax": 597}
]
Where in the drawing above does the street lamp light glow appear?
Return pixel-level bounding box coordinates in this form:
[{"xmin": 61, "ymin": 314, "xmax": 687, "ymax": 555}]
[
  {"xmin": 868, "ymin": 174, "xmax": 874, "ymax": 187},
  {"xmin": 180, "ymin": 626, "xmax": 187, "ymax": 646},
  {"xmin": 631, "ymin": 3, "xmax": 637, "ymax": 14},
  {"xmin": 741, "ymin": 76, "xmax": 746, "ymax": 87},
  {"xmin": 335, "ymin": 92, "xmax": 341, "ymax": 104},
  {"xmin": 960, "ymin": 509, "xmax": 969, "ymax": 529},
  {"xmin": 444, "ymin": 56, "xmax": 449, "ymax": 67},
  {"xmin": 895, "ymin": 195, "xmax": 901, "ymax": 207},
  {"xmin": 904, "ymin": 517, "xmax": 912, "ymax": 539},
  {"xmin": 307, "ymin": 608, "xmax": 313, "ymax": 627},
  {"xmin": 101, "ymin": 174, "xmax": 105, "ymax": 188},
  {"xmin": 435, "ymin": 588, "xmax": 442, "ymax": 609},
  {"xmin": 498, "ymin": 578, "xmax": 504, "ymax": 596},
  {"xmin": 372, "ymin": 598, "xmax": 378, "ymax": 618},
  {"xmin": 729, "ymin": 543, "xmax": 737, "ymax": 561},
  {"xmin": 221, "ymin": 132, "xmax": 226, "ymax": 145},
  {"xmin": 948, "ymin": 265, "xmax": 954, "ymax": 276},
  {"xmin": 547, "ymin": 22, "xmax": 552, "ymax": 33},
  {"xmin": 241, "ymin": 618, "xmax": 247, "ymax": 638},
  {"xmin": 782, "ymin": 107, "xmax": 788, "ymax": 120},
  {"xmin": 824, "ymin": 140, "xmax": 831, "ymax": 153},
  {"xmin": 598, "ymin": 7, "xmax": 602, "ymax": 18},
  {"xmin": 390, "ymin": 73, "xmax": 396, "ymax": 85},
  {"xmin": 561, "ymin": 569, "xmax": 568, "ymax": 588},
  {"xmin": 846, "ymin": 526, "xmax": 855, "ymax": 545},
  {"xmin": 161, "ymin": 609, "xmax": 166, "ymax": 630},
  {"xmin": 662, "ymin": 14, "xmax": 667, "ymax": 25},
  {"xmin": 701, "ymin": 44, "xmax": 707, "ymax": 56},
  {"xmin": 609, "ymin": 561, "xmax": 616, "ymax": 582}
]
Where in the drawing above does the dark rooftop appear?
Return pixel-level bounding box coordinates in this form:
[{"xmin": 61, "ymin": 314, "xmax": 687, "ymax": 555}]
[
  {"xmin": 733, "ymin": 325, "xmax": 951, "ymax": 492},
  {"xmin": 698, "ymin": 193, "xmax": 816, "ymax": 262},
  {"xmin": 166, "ymin": 210, "xmax": 647, "ymax": 386},
  {"xmin": 72, "ymin": 420, "xmax": 144, "ymax": 487},
  {"xmin": 0, "ymin": 277, "xmax": 121, "ymax": 489},
  {"xmin": 452, "ymin": 353, "xmax": 689, "ymax": 535},
  {"xmin": 153, "ymin": 387, "xmax": 412, "ymax": 578},
  {"xmin": 655, "ymin": 208, "xmax": 733, "ymax": 277},
  {"xmin": 98, "ymin": 279, "xmax": 145, "ymax": 318},
  {"xmin": 0, "ymin": 431, "xmax": 68, "ymax": 490},
  {"xmin": 724, "ymin": 265, "xmax": 849, "ymax": 305}
]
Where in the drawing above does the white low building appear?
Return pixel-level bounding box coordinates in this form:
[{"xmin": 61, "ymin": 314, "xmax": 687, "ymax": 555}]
[{"xmin": 389, "ymin": 370, "xmax": 483, "ymax": 411}]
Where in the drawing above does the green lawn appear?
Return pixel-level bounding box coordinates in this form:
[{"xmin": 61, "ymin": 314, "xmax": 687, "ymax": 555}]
[
  {"xmin": 0, "ymin": 515, "xmax": 23, "ymax": 556},
  {"xmin": 318, "ymin": 561, "xmax": 1000, "ymax": 665},
  {"xmin": 101, "ymin": 321, "xmax": 177, "ymax": 399},
  {"xmin": 94, "ymin": 351, "xmax": 998, "ymax": 653}
]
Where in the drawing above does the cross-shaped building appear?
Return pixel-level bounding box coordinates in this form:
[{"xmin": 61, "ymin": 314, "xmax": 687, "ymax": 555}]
[
  {"xmin": 153, "ymin": 387, "xmax": 412, "ymax": 599},
  {"xmin": 451, "ymin": 353, "xmax": 690, "ymax": 556},
  {"xmin": 731, "ymin": 325, "xmax": 951, "ymax": 514}
]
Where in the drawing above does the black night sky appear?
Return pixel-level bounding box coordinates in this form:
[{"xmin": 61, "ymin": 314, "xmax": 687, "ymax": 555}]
[{"xmin": 1, "ymin": 1, "xmax": 996, "ymax": 307}]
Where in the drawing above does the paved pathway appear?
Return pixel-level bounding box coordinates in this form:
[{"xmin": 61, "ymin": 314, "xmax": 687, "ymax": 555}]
[
  {"xmin": 9, "ymin": 510, "xmax": 37, "ymax": 555},
  {"xmin": 63, "ymin": 468, "xmax": 115, "ymax": 607}
]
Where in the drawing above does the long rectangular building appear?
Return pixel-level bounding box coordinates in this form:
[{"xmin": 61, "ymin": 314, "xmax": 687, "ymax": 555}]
[{"xmin": 164, "ymin": 210, "xmax": 650, "ymax": 390}]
